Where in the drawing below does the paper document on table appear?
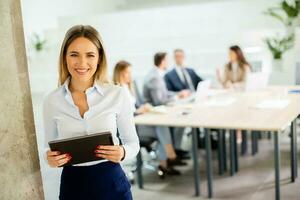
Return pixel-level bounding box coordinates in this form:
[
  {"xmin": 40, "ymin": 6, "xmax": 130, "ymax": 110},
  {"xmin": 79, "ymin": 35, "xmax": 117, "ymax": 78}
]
[
  {"xmin": 149, "ymin": 105, "xmax": 168, "ymax": 114},
  {"xmin": 205, "ymin": 97, "xmax": 236, "ymax": 107},
  {"xmin": 255, "ymin": 99, "xmax": 290, "ymax": 109},
  {"xmin": 207, "ymin": 89, "xmax": 229, "ymax": 97}
]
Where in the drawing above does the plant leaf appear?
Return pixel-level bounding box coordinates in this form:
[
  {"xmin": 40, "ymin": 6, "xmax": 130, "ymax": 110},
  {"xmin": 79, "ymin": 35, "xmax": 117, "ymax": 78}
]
[{"xmin": 282, "ymin": 0, "xmax": 299, "ymax": 18}]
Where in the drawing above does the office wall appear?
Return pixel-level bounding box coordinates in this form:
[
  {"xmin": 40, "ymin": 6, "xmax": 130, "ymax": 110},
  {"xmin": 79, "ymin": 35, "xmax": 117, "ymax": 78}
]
[
  {"xmin": 24, "ymin": 0, "xmax": 300, "ymax": 96},
  {"xmin": 91, "ymin": 0, "xmax": 279, "ymax": 79},
  {"xmin": 20, "ymin": 0, "xmax": 124, "ymax": 36},
  {"xmin": 0, "ymin": 0, "xmax": 44, "ymax": 199}
]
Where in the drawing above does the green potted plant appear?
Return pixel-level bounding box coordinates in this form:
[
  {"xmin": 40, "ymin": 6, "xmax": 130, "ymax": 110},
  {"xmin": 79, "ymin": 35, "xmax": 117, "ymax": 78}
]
[
  {"xmin": 264, "ymin": 0, "xmax": 300, "ymax": 26},
  {"xmin": 264, "ymin": 0, "xmax": 300, "ymax": 67},
  {"xmin": 32, "ymin": 33, "xmax": 47, "ymax": 52},
  {"xmin": 265, "ymin": 34, "xmax": 295, "ymax": 60}
]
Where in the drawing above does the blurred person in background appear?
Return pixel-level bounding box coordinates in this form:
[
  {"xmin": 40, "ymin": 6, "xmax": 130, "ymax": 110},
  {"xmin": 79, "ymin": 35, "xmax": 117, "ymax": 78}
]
[
  {"xmin": 216, "ymin": 45, "xmax": 252, "ymax": 143},
  {"xmin": 113, "ymin": 60, "xmax": 186, "ymax": 177},
  {"xmin": 216, "ymin": 45, "xmax": 251, "ymax": 89},
  {"xmin": 165, "ymin": 48, "xmax": 203, "ymax": 92}
]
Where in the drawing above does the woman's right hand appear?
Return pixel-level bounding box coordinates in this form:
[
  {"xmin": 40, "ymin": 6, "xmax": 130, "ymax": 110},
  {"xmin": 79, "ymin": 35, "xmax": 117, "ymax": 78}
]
[{"xmin": 46, "ymin": 150, "xmax": 72, "ymax": 167}]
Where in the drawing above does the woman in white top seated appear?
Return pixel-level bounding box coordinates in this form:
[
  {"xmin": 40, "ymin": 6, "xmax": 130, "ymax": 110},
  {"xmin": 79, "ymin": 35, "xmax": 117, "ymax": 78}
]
[
  {"xmin": 43, "ymin": 25, "xmax": 139, "ymax": 200},
  {"xmin": 217, "ymin": 45, "xmax": 251, "ymax": 89},
  {"xmin": 113, "ymin": 60, "xmax": 186, "ymax": 177}
]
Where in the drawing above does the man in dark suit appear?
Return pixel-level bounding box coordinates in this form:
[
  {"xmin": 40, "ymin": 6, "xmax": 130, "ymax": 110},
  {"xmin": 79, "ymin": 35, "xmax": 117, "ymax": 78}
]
[
  {"xmin": 164, "ymin": 49, "xmax": 203, "ymax": 92},
  {"xmin": 164, "ymin": 49, "xmax": 206, "ymax": 156}
]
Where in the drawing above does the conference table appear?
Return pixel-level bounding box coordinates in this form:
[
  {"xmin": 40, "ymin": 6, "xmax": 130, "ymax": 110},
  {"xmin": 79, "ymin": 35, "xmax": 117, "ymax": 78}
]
[{"xmin": 134, "ymin": 86, "xmax": 300, "ymax": 200}]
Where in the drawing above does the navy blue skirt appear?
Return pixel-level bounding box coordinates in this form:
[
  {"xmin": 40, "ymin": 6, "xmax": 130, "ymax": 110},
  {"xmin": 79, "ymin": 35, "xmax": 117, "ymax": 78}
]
[{"xmin": 59, "ymin": 161, "xmax": 132, "ymax": 200}]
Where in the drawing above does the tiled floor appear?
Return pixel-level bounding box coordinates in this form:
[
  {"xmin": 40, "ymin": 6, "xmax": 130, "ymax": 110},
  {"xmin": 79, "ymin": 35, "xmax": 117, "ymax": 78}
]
[{"xmin": 132, "ymin": 139, "xmax": 300, "ymax": 200}]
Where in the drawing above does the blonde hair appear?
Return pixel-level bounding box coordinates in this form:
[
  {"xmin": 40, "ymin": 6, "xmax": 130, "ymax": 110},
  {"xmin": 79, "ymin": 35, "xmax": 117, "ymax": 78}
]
[
  {"xmin": 113, "ymin": 60, "xmax": 134, "ymax": 94},
  {"xmin": 58, "ymin": 25, "xmax": 109, "ymax": 86}
]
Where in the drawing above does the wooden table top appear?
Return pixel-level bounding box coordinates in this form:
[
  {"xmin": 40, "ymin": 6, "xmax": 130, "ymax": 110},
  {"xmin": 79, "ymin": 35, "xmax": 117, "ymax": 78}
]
[{"xmin": 134, "ymin": 86, "xmax": 300, "ymax": 132}]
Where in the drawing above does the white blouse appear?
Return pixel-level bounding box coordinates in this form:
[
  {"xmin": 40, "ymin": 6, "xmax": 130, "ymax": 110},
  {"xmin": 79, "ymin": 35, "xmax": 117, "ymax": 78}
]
[
  {"xmin": 42, "ymin": 77, "xmax": 140, "ymax": 166},
  {"xmin": 123, "ymin": 84, "xmax": 136, "ymax": 107}
]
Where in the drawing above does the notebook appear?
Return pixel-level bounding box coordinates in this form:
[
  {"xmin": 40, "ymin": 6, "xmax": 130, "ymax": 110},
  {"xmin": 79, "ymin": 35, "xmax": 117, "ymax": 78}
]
[
  {"xmin": 288, "ymin": 89, "xmax": 300, "ymax": 94},
  {"xmin": 254, "ymin": 99, "xmax": 290, "ymax": 109},
  {"xmin": 48, "ymin": 132, "xmax": 113, "ymax": 166}
]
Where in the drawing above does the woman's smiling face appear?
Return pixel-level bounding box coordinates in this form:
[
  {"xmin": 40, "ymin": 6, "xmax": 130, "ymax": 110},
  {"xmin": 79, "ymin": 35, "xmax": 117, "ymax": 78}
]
[{"xmin": 66, "ymin": 37, "xmax": 99, "ymax": 82}]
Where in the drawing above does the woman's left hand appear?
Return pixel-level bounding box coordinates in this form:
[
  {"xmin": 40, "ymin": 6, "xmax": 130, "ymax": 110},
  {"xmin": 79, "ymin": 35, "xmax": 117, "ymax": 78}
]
[{"xmin": 95, "ymin": 145, "xmax": 125, "ymax": 163}]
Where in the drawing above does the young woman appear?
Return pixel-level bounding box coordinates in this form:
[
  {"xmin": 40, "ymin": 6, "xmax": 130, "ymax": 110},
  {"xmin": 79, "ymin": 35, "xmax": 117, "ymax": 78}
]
[
  {"xmin": 217, "ymin": 45, "xmax": 251, "ymax": 89},
  {"xmin": 216, "ymin": 45, "xmax": 251, "ymax": 143},
  {"xmin": 43, "ymin": 25, "xmax": 139, "ymax": 200},
  {"xmin": 112, "ymin": 60, "xmax": 150, "ymax": 114},
  {"xmin": 113, "ymin": 60, "xmax": 185, "ymax": 177}
]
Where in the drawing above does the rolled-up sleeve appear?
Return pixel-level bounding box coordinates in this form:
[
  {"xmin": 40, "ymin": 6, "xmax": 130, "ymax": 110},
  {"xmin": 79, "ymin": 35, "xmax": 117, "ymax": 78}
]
[{"xmin": 117, "ymin": 88, "xmax": 140, "ymax": 161}]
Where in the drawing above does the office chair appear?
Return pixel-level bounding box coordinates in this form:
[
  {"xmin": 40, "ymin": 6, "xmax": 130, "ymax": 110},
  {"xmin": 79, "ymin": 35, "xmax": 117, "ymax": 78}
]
[
  {"xmin": 128, "ymin": 80, "xmax": 163, "ymax": 187},
  {"xmin": 127, "ymin": 129, "xmax": 158, "ymax": 185},
  {"xmin": 249, "ymin": 61, "xmax": 263, "ymax": 72}
]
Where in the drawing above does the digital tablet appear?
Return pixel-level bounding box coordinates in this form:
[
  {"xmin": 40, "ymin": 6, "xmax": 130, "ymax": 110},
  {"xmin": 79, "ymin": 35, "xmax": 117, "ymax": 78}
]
[{"xmin": 48, "ymin": 132, "xmax": 113, "ymax": 166}]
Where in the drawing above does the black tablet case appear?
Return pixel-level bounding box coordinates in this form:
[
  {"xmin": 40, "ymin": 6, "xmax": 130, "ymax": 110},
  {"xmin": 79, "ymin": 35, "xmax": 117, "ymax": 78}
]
[{"xmin": 48, "ymin": 132, "xmax": 113, "ymax": 166}]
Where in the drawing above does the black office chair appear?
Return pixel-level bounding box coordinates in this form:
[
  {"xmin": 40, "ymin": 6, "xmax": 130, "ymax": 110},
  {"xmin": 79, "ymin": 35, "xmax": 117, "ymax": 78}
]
[
  {"xmin": 130, "ymin": 128, "xmax": 159, "ymax": 186},
  {"xmin": 139, "ymin": 135, "xmax": 157, "ymax": 153},
  {"xmin": 132, "ymin": 80, "xmax": 162, "ymax": 187}
]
